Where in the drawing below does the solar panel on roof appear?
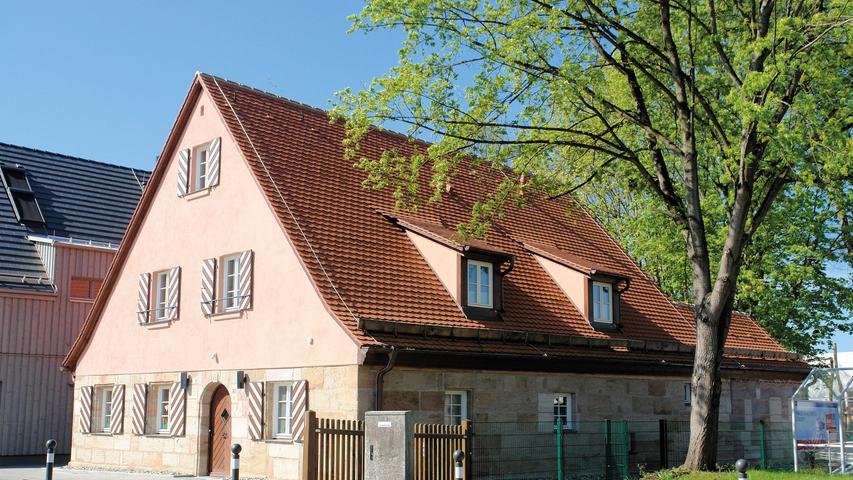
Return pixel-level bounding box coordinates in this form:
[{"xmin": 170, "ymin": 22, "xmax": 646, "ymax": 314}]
[{"xmin": 1, "ymin": 164, "xmax": 45, "ymax": 225}]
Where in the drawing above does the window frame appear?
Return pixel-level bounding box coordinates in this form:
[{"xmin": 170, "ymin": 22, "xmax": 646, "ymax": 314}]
[
  {"xmin": 191, "ymin": 143, "xmax": 210, "ymax": 192},
  {"xmin": 683, "ymin": 382, "xmax": 691, "ymax": 406},
  {"xmin": 270, "ymin": 382, "xmax": 294, "ymax": 439},
  {"xmin": 152, "ymin": 270, "xmax": 170, "ymax": 321},
  {"xmin": 444, "ymin": 390, "xmax": 468, "ymax": 426},
  {"xmin": 466, "ymin": 260, "xmax": 493, "ymax": 309},
  {"xmin": 591, "ymin": 281, "xmax": 613, "ymax": 324},
  {"xmin": 151, "ymin": 384, "xmax": 171, "ymax": 435},
  {"xmin": 93, "ymin": 385, "xmax": 113, "ymax": 433},
  {"xmin": 221, "ymin": 254, "xmax": 242, "ymax": 312},
  {"xmin": 552, "ymin": 393, "xmax": 573, "ymax": 431}
]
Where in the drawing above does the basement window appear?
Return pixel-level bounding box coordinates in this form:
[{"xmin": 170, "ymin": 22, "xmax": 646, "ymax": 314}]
[{"xmin": 0, "ymin": 165, "xmax": 45, "ymax": 225}]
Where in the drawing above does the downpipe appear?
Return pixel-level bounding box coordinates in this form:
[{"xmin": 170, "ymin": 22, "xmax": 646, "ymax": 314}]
[{"xmin": 374, "ymin": 348, "xmax": 398, "ymax": 411}]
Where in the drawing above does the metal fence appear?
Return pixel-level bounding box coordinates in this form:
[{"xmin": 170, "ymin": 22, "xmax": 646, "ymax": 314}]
[{"xmin": 469, "ymin": 420, "xmax": 793, "ymax": 480}]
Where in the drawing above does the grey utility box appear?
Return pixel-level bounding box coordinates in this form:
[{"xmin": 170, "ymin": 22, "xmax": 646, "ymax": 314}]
[{"xmin": 364, "ymin": 411, "xmax": 413, "ymax": 480}]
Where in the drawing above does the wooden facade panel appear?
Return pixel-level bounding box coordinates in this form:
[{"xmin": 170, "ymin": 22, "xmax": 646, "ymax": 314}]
[{"xmin": 0, "ymin": 244, "xmax": 113, "ymax": 455}]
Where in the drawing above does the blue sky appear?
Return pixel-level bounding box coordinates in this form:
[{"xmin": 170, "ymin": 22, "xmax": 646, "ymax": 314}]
[
  {"xmin": 1, "ymin": 2, "xmax": 849, "ymax": 351},
  {"xmin": 0, "ymin": 1, "xmax": 401, "ymax": 169}
]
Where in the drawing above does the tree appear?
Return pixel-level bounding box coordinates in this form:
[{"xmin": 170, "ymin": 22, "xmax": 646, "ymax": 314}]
[
  {"xmin": 333, "ymin": 0, "xmax": 852, "ymax": 469},
  {"xmin": 578, "ymin": 177, "xmax": 853, "ymax": 358}
]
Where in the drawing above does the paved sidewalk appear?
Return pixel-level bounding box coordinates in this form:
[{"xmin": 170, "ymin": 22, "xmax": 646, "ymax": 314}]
[{"xmin": 0, "ymin": 467, "xmax": 197, "ymax": 480}]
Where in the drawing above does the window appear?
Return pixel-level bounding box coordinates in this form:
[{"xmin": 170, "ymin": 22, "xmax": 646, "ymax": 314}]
[
  {"xmin": 153, "ymin": 385, "xmax": 170, "ymax": 434},
  {"xmin": 683, "ymin": 383, "xmax": 691, "ymax": 406},
  {"xmin": 444, "ymin": 391, "xmax": 468, "ymax": 426},
  {"xmin": 153, "ymin": 271, "xmax": 169, "ymax": 321},
  {"xmin": 69, "ymin": 277, "xmax": 103, "ymax": 300},
  {"xmin": 592, "ymin": 282, "xmax": 613, "ymax": 324},
  {"xmin": 222, "ymin": 254, "xmax": 241, "ymax": 311},
  {"xmin": 539, "ymin": 393, "xmax": 573, "ymax": 431},
  {"xmin": 466, "ymin": 260, "xmax": 492, "ymax": 308},
  {"xmin": 192, "ymin": 144, "xmax": 209, "ymax": 192},
  {"xmin": 0, "ymin": 165, "xmax": 45, "ymax": 224},
  {"xmin": 272, "ymin": 383, "xmax": 294, "ymax": 438},
  {"xmin": 93, "ymin": 386, "xmax": 112, "ymax": 432}
]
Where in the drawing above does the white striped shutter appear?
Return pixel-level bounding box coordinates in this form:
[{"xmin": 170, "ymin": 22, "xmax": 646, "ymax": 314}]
[
  {"xmin": 292, "ymin": 380, "xmax": 309, "ymax": 442},
  {"xmin": 131, "ymin": 384, "xmax": 147, "ymax": 435},
  {"xmin": 247, "ymin": 382, "xmax": 265, "ymax": 440},
  {"xmin": 201, "ymin": 258, "xmax": 217, "ymax": 315},
  {"xmin": 110, "ymin": 384, "xmax": 125, "ymax": 435},
  {"xmin": 137, "ymin": 273, "xmax": 151, "ymax": 324},
  {"xmin": 167, "ymin": 266, "xmax": 181, "ymax": 321},
  {"xmin": 177, "ymin": 148, "xmax": 190, "ymax": 196},
  {"xmin": 206, "ymin": 137, "xmax": 221, "ymax": 188},
  {"xmin": 79, "ymin": 386, "xmax": 93, "ymax": 433},
  {"xmin": 239, "ymin": 250, "xmax": 254, "ymax": 311},
  {"xmin": 168, "ymin": 382, "xmax": 186, "ymax": 437}
]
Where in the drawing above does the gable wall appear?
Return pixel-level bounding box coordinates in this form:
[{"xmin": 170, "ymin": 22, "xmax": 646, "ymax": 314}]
[{"xmin": 74, "ymin": 89, "xmax": 360, "ymax": 376}]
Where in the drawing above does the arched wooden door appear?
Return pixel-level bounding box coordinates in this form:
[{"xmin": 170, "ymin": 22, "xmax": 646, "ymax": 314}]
[{"xmin": 207, "ymin": 385, "xmax": 232, "ymax": 476}]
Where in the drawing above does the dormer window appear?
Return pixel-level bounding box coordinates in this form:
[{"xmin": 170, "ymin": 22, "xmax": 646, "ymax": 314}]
[
  {"xmin": 466, "ymin": 260, "xmax": 493, "ymax": 308},
  {"xmin": 592, "ymin": 282, "xmax": 613, "ymax": 324}
]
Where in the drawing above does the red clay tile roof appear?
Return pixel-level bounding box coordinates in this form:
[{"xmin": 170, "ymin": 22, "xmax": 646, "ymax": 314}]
[
  {"xmin": 197, "ymin": 74, "xmax": 795, "ymax": 364},
  {"xmin": 523, "ymin": 241, "xmax": 624, "ymax": 278},
  {"xmin": 671, "ymin": 302, "xmax": 786, "ymax": 353},
  {"xmin": 387, "ymin": 213, "xmax": 514, "ymax": 257},
  {"xmin": 63, "ymin": 73, "xmax": 800, "ymax": 370}
]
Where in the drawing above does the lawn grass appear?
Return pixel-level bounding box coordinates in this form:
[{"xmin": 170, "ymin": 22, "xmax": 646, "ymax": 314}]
[{"xmin": 643, "ymin": 469, "xmax": 835, "ymax": 480}]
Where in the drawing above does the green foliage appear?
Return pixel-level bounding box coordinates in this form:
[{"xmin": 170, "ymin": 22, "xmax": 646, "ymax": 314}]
[
  {"xmin": 332, "ymin": 0, "xmax": 853, "ymax": 354},
  {"xmin": 642, "ymin": 469, "xmax": 838, "ymax": 480}
]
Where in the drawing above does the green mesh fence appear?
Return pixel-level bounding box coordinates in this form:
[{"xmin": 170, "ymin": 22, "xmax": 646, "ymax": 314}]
[{"xmin": 468, "ymin": 420, "xmax": 793, "ymax": 480}]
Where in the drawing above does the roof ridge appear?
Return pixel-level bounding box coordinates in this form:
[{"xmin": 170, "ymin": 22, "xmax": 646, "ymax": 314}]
[
  {"xmin": 197, "ymin": 72, "xmax": 433, "ymax": 149},
  {"xmin": 0, "ymin": 141, "xmax": 150, "ymax": 174}
]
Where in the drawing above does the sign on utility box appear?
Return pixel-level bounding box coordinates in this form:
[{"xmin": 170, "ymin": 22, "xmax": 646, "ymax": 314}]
[{"xmin": 364, "ymin": 411, "xmax": 413, "ymax": 480}]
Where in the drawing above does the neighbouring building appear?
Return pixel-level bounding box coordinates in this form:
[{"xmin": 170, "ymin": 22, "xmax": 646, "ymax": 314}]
[
  {"xmin": 0, "ymin": 143, "xmax": 147, "ymax": 457},
  {"xmin": 61, "ymin": 73, "xmax": 809, "ymax": 478}
]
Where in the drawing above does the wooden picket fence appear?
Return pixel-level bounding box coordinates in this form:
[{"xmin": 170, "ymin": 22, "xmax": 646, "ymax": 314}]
[
  {"xmin": 413, "ymin": 420, "xmax": 472, "ymax": 480},
  {"xmin": 301, "ymin": 412, "xmax": 472, "ymax": 480},
  {"xmin": 302, "ymin": 412, "xmax": 364, "ymax": 480}
]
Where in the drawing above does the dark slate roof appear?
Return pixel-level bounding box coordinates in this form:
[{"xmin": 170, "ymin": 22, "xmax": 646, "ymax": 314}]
[{"xmin": 0, "ymin": 143, "xmax": 149, "ymax": 290}]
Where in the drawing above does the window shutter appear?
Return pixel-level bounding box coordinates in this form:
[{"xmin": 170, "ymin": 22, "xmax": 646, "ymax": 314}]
[
  {"xmin": 79, "ymin": 386, "xmax": 93, "ymax": 433},
  {"xmin": 167, "ymin": 266, "xmax": 181, "ymax": 321},
  {"xmin": 168, "ymin": 382, "xmax": 186, "ymax": 437},
  {"xmin": 239, "ymin": 250, "xmax": 254, "ymax": 310},
  {"xmin": 177, "ymin": 148, "xmax": 190, "ymax": 197},
  {"xmin": 292, "ymin": 380, "xmax": 309, "ymax": 442},
  {"xmin": 247, "ymin": 382, "xmax": 265, "ymax": 440},
  {"xmin": 201, "ymin": 258, "xmax": 217, "ymax": 315},
  {"xmin": 131, "ymin": 383, "xmax": 147, "ymax": 435},
  {"xmin": 206, "ymin": 137, "xmax": 221, "ymax": 188},
  {"xmin": 137, "ymin": 273, "xmax": 151, "ymax": 324},
  {"xmin": 110, "ymin": 384, "xmax": 125, "ymax": 435}
]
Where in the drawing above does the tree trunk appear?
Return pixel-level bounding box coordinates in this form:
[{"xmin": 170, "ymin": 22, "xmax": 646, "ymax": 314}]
[{"xmin": 683, "ymin": 293, "xmax": 736, "ymax": 469}]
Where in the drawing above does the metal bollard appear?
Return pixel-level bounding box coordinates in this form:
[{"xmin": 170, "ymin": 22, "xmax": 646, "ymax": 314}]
[
  {"xmin": 231, "ymin": 443, "xmax": 242, "ymax": 480},
  {"xmin": 45, "ymin": 439, "xmax": 57, "ymax": 480},
  {"xmin": 453, "ymin": 449, "xmax": 465, "ymax": 480},
  {"xmin": 735, "ymin": 458, "xmax": 748, "ymax": 480}
]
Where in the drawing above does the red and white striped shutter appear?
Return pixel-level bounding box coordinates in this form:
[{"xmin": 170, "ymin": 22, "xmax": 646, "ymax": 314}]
[
  {"xmin": 131, "ymin": 384, "xmax": 147, "ymax": 435},
  {"xmin": 168, "ymin": 382, "xmax": 186, "ymax": 437},
  {"xmin": 239, "ymin": 250, "xmax": 253, "ymax": 310},
  {"xmin": 247, "ymin": 382, "xmax": 265, "ymax": 440},
  {"xmin": 206, "ymin": 137, "xmax": 221, "ymax": 188},
  {"xmin": 79, "ymin": 386, "xmax": 93, "ymax": 433},
  {"xmin": 167, "ymin": 266, "xmax": 181, "ymax": 321},
  {"xmin": 137, "ymin": 273, "xmax": 151, "ymax": 324},
  {"xmin": 110, "ymin": 384, "xmax": 125, "ymax": 435},
  {"xmin": 201, "ymin": 258, "xmax": 217, "ymax": 315},
  {"xmin": 292, "ymin": 380, "xmax": 309, "ymax": 442},
  {"xmin": 177, "ymin": 148, "xmax": 190, "ymax": 196}
]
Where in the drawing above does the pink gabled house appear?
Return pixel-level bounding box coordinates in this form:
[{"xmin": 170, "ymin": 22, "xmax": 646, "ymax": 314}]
[
  {"xmin": 0, "ymin": 143, "xmax": 146, "ymax": 458},
  {"xmin": 62, "ymin": 73, "xmax": 807, "ymax": 478}
]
